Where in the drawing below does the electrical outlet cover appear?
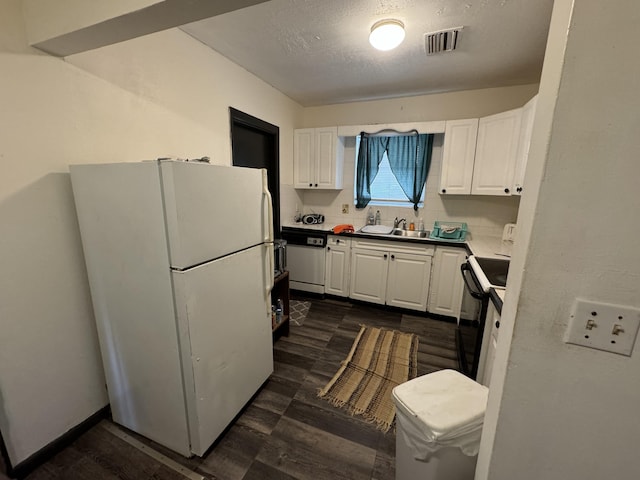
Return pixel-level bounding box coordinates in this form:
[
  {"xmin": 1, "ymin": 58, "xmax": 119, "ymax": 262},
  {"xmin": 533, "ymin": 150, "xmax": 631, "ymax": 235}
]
[{"xmin": 564, "ymin": 299, "xmax": 640, "ymax": 356}]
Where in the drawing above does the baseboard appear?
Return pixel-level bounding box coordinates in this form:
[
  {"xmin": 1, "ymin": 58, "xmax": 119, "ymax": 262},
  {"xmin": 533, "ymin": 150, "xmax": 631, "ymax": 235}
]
[
  {"xmin": 290, "ymin": 288, "xmax": 325, "ymax": 299},
  {"xmin": 3, "ymin": 406, "xmax": 110, "ymax": 479}
]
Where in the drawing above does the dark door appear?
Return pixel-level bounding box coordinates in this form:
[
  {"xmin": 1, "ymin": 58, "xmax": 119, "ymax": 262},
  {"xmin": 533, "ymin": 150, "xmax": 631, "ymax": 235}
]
[{"xmin": 230, "ymin": 108, "xmax": 280, "ymax": 237}]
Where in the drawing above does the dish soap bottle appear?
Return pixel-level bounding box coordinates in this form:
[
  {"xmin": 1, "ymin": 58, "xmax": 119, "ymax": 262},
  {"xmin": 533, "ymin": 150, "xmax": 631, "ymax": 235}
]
[
  {"xmin": 375, "ymin": 210, "xmax": 381, "ymax": 225},
  {"xmin": 418, "ymin": 218, "xmax": 424, "ymax": 231},
  {"xmin": 275, "ymin": 299, "xmax": 283, "ymax": 324},
  {"xmin": 367, "ymin": 207, "xmax": 375, "ymax": 225}
]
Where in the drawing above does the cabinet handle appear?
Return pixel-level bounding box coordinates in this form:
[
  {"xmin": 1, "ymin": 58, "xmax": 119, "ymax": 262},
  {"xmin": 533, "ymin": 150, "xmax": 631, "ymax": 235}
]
[
  {"xmin": 495, "ymin": 320, "xmax": 501, "ymax": 329},
  {"xmin": 441, "ymin": 188, "xmax": 447, "ymax": 194},
  {"xmin": 384, "ymin": 254, "xmax": 388, "ymax": 259},
  {"xmin": 517, "ymin": 187, "xmax": 523, "ymax": 193},
  {"xmin": 504, "ymin": 188, "xmax": 510, "ymax": 194},
  {"xmin": 390, "ymin": 254, "xmax": 395, "ymax": 260},
  {"xmin": 309, "ymin": 183, "xmax": 312, "ymax": 187},
  {"xmin": 314, "ymin": 183, "xmax": 318, "ymax": 187},
  {"xmin": 327, "ymin": 247, "xmax": 331, "ymax": 251}
]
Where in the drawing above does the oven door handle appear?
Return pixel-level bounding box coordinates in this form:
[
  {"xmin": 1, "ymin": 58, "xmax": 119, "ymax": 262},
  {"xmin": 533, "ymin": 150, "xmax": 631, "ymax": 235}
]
[{"xmin": 461, "ymin": 262, "xmax": 487, "ymax": 300}]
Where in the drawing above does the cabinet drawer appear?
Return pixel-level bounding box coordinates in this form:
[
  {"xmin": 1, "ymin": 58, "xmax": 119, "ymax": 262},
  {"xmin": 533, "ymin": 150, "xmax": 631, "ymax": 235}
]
[
  {"xmin": 327, "ymin": 235, "xmax": 351, "ymax": 247},
  {"xmin": 352, "ymin": 238, "xmax": 434, "ymax": 256}
]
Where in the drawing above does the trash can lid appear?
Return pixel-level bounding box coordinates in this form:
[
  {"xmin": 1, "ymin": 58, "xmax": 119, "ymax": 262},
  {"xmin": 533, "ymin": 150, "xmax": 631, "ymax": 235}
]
[{"xmin": 392, "ymin": 369, "xmax": 488, "ymax": 442}]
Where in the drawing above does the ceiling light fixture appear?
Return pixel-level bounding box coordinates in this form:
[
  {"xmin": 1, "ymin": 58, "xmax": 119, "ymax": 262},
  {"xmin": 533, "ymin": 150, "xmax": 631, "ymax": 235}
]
[{"xmin": 369, "ymin": 19, "xmax": 405, "ymax": 51}]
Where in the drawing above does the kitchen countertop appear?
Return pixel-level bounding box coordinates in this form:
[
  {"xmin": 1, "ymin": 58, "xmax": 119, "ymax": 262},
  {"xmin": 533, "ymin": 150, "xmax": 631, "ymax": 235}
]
[
  {"xmin": 282, "ymin": 222, "xmax": 506, "ymax": 259},
  {"xmin": 281, "ymin": 222, "xmax": 333, "ymax": 233}
]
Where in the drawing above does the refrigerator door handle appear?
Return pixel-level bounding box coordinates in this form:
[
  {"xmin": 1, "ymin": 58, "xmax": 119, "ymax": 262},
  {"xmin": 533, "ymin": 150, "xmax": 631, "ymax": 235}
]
[
  {"xmin": 265, "ymin": 243, "xmax": 274, "ymax": 311},
  {"xmin": 262, "ymin": 170, "xmax": 274, "ymax": 243}
]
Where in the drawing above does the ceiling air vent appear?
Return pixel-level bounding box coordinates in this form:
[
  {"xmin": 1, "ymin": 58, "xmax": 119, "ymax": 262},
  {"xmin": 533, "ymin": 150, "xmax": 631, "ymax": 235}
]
[{"xmin": 425, "ymin": 27, "xmax": 463, "ymax": 55}]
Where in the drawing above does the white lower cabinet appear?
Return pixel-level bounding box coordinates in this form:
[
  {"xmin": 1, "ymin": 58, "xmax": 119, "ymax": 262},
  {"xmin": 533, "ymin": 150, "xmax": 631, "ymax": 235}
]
[
  {"xmin": 324, "ymin": 236, "xmax": 351, "ymax": 297},
  {"xmin": 386, "ymin": 252, "xmax": 432, "ymax": 311},
  {"xmin": 349, "ymin": 239, "xmax": 434, "ymax": 312},
  {"xmin": 427, "ymin": 246, "xmax": 467, "ymax": 319},
  {"xmin": 350, "ymin": 247, "xmax": 389, "ymax": 304},
  {"xmin": 427, "ymin": 246, "xmax": 479, "ymax": 322}
]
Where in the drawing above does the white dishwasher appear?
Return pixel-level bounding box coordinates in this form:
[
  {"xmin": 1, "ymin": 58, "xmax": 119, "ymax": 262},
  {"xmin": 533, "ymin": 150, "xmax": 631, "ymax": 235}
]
[{"xmin": 282, "ymin": 228, "xmax": 327, "ymax": 294}]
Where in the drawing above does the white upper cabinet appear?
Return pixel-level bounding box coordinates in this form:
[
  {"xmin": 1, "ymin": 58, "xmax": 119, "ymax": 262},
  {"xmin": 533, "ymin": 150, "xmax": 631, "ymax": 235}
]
[
  {"xmin": 512, "ymin": 95, "xmax": 538, "ymax": 195},
  {"xmin": 471, "ymin": 108, "xmax": 522, "ymax": 195},
  {"xmin": 294, "ymin": 127, "xmax": 344, "ymax": 189},
  {"xmin": 294, "ymin": 128, "xmax": 314, "ymax": 188},
  {"xmin": 440, "ymin": 95, "xmax": 538, "ymax": 196},
  {"xmin": 439, "ymin": 119, "xmax": 478, "ymax": 195}
]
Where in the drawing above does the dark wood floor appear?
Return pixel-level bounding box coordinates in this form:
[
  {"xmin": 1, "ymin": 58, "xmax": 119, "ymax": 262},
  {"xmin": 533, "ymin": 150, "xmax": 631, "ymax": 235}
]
[{"xmin": 14, "ymin": 295, "xmax": 475, "ymax": 480}]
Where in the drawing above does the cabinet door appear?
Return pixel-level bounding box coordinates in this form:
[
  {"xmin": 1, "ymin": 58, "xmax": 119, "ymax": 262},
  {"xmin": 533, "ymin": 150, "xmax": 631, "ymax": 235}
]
[
  {"xmin": 349, "ymin": 248, "xmax": 388, "ymax": 305},
  {"xmin": 512, "ymin": 95, "xmax": 538, "ymax": 195},
  {"xmin": 472, "ymin": 108, "xmax": 522, "ymax": 195},
  {"xmin": 293, "ymin": 128, "xmax": 315, "ymax": 188},
  {"xmin": 386, "ymin": 252, "xmax": 432, "ymax": 311},
  {"xmin": 427, "ymin": 247, "xmax": 466, "ymax": 319},
  {"xmin": 325, "ymin": 239, "xmax": 350, "ymax": 297},
  {"xmin": 315, "ymin": 127, "xmax": 343, "ymax": 189},
  {"xmin": 440, "ymin": 118, "xmax": 478, "ymax": 195}
]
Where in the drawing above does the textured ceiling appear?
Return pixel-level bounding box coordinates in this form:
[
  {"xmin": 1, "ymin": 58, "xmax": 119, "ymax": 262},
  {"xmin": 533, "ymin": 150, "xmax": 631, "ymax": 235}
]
[{"xmin": 181, "ymin": 0, "xmax": 554, "ymax": 107}]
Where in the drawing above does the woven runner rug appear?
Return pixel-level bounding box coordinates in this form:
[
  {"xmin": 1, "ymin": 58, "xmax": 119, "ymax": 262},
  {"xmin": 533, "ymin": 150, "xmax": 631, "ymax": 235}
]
[
  {"xmin": 318, "ymin": 325, "xmax": 418, "ymax": 432},
  {"xmin": 289, "ymin": 300, "xmax": 311, "ymax": 326}
]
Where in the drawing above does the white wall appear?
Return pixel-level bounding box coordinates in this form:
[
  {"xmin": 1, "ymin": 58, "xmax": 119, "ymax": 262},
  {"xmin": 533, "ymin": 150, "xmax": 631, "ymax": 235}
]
[
  {"xmin": 66, "ymin": 28, "xmax": 304, "ymax": 230},
  {"xmin": 302, "ymin": 84, "xmax": 539, "ymax": 127},
  {"xmin": 0, "ymin": 0, "xmax": 301, "ymax": 466},
  {"xmin": 292, "ymin": 86, "xmax": 537, "ymax": 235},
  {"xmin": 477, "ymin": 1, "xmax": 640, "ymax": 479}
]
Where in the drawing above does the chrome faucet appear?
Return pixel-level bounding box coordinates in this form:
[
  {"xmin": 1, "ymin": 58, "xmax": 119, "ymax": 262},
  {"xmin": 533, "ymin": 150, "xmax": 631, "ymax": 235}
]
[{"xmin": 394, "ymin": 217, "xmax": 406, "ymax": 229}]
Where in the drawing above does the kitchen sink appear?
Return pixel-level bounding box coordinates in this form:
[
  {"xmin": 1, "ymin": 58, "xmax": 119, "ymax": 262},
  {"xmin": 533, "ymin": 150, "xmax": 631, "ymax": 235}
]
[{"xmin": 391, "ymin": 229, "xmax": 430, "ymax": 238}]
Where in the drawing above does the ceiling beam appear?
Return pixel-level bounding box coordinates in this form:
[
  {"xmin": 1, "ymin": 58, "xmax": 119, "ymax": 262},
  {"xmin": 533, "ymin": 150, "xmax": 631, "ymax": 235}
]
[{"xmin": 23, "ymin": 0, "xmax": 271, "ymax": 57}]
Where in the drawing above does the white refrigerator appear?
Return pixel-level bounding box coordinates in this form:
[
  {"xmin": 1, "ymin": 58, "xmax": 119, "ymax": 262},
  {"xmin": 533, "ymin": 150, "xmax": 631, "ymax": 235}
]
[{"xmin": 70, "ymin": 160, "xmax": 274, "ymax": 457}]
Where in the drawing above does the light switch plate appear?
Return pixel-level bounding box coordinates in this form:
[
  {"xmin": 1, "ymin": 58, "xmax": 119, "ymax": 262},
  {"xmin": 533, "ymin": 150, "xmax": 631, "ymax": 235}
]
[{"xmin": 564, "ymin": 299, "xmax": 640, "ymax": 356}]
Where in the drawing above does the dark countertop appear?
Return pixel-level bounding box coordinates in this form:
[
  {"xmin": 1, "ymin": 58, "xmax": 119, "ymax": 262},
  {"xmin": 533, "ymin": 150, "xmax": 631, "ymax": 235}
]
[{"xmin": 282, "ymin": 224, "xmax": 471, "ymax": 251}]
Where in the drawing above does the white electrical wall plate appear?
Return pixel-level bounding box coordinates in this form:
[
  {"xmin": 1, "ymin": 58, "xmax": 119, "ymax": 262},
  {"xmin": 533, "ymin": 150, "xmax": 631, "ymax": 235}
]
[{"xmin": 564, "ymin": 299, "xmax": 640, "ymax": 356}]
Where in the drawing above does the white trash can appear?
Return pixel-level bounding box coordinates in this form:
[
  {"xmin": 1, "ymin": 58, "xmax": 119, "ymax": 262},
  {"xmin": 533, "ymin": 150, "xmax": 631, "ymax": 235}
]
[{"xmin": 392, "ymin": 369, "xmax": 489, "ymax": 480}]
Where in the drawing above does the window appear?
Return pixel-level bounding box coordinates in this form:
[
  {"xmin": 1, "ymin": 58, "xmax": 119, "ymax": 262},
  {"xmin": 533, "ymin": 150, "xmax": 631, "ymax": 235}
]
[
  {"xmin": 354, "ymin": 133, "xmax": 434, "ymax": 210},
  {"xmin": 353, "ymin": 136, "xmax": 425, "ymax": 207}
]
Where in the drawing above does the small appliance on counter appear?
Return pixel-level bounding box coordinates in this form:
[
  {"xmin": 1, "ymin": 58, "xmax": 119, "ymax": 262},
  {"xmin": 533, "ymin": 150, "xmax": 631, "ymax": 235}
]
[
  {"xmin": 499, "ymin": 223, "xmax": 517, "ymax": 257},
  {"xmin": 301, "ymin": 213, "xmax": 325, "ymax": 225},
  {"xmin": 429, "ymin": 221, "xmax": 468, "ymax": 241}
]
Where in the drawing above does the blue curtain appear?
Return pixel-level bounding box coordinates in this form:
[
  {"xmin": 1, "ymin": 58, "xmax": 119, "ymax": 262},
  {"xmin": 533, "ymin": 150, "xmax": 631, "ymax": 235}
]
[
  {"xmin": 355, "ymin": 131, "xmax": 434, "ymax": 210},
  {"xmin": 354, "ymin": 134, "xmax": 388, "ymax": 208}
]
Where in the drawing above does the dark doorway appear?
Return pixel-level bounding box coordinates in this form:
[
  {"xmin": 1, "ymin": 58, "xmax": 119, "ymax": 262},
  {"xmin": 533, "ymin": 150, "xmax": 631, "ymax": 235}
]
[{"xmin": 229, "ymin": 108, "xmax": 281, "ymax": 238}]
